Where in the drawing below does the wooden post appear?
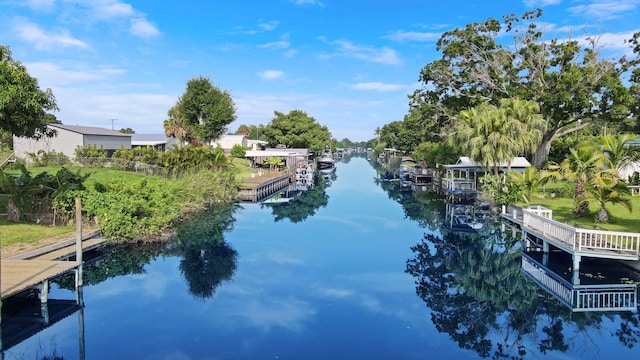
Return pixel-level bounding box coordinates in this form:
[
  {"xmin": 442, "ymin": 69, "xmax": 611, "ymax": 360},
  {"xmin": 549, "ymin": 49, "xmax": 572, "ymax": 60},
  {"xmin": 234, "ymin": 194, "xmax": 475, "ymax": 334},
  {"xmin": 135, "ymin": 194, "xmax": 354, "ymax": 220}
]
[{"xmin": 75, "ymin": 198, "xmax": 83, "ymax": 287}]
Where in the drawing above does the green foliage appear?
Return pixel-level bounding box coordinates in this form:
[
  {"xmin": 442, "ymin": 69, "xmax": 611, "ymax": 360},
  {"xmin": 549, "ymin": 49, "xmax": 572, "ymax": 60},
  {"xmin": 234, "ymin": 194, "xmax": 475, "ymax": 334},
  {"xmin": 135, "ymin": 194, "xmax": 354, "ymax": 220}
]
[
  {"xmin": 165, "ymin": 76, "xmax": 236, "ymax": 144},
  {"xmin": 0, "ymin": 45, "xmax": 58, "ymax": 139},
  {"xmin": 262, "ymin": 110, "xmax": 331, "ymax": 151},
  {"xmin": 112, "ymin": 146, "xmax": 163, "ymax": 171},
  {"xmin": 263, "ymin": 156, "xmax": 284, "ymax": 171},
  {"xmin": 230, "ymin": 144, "xmax": 248, "ymax": 159},
  {"xmin": 448, "ymin": 99, "xmax": 544, "ymax": 175},
  {"xmin": 480, "ymin": 174, "xmax": 522, "ymax": 205},
  {"xmin": 161, "ymin": 145, "xmax": 229, "ymax": 176},
  {"xmin": 75, "ymin": 144, "xmax": 107, "ymax": 166},
  {"xmin": 579, "ymin": 170, "xmax": 633, "ymax": 223},
  {"xmin": 412, "ymin": 141, "xmax": 459, "ymax": 168},
  {"xmin": 0, "ymin": 164, "xmax": 89, "ymax": 223},
  {"xmin": 25, "ymin": 150, "xmax": 69, "ymax": 167},
  {"xmin": 410, "ymin": 10, "xmax": 634, "ymax": 167},
  {"xmin": 82, "ymin": 178, "xmax": 181, "ymax": 240},
  {"xmin": 509, "ymin": 167, "xmax": 552, "ymax": 203}
]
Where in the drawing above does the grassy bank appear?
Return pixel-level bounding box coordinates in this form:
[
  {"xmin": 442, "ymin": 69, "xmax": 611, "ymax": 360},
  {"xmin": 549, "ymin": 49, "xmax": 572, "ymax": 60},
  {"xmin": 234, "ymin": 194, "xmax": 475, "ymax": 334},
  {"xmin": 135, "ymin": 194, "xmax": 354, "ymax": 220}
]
[
  {"xmin": 514, "ymin": 183, "xmax": 640, "ymax": 233},
  {"xmin": 1, "ymin": 163, "xmax": 239, "ymax": 248}
]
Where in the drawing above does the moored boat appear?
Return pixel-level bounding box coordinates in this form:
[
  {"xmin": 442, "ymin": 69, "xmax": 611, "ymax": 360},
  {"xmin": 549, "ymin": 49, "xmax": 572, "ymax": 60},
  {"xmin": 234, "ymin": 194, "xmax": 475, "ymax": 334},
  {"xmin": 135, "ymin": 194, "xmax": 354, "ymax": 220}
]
[{"xmin": 317, "ymin": 146, "xmax": 335, "ymax": 169}]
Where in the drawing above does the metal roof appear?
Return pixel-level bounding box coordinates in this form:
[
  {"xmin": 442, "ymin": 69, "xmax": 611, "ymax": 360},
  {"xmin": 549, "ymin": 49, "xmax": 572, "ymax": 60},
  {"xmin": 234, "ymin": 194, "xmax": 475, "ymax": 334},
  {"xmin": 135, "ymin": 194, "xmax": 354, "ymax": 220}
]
[{"xmin": 49, "ymin": 124, "xmax": 132, "ymax": 137}]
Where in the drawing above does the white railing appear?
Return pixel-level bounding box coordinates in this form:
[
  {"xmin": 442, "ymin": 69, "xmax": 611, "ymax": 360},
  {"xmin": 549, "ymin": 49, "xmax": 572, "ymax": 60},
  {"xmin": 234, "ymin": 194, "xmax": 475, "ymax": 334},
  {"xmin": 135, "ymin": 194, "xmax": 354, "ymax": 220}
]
[
  {"xmin": 522, "ymin": 256, "xmax": 638, "ymax": 312},
  {"xmin": 522, "ymin": 210, "xmax": 576, "ymax": 248},
  {"xmin": 521, "ymin": 209, "xmax": 640, "ymax": 257},
  {"xmin": 575, "ymin": 229, "xmax": 640, "ymax": 256},
  {"xmin": 573, "ymin": 286, "xmax": 638, "ymax": 312},
  {"xmin": 521, "ymin": 257, "xmax": 573, "ymax": 306},
  {"xmin": 441, "ymin": 178, "xmax": 476, "ymax": 192}
]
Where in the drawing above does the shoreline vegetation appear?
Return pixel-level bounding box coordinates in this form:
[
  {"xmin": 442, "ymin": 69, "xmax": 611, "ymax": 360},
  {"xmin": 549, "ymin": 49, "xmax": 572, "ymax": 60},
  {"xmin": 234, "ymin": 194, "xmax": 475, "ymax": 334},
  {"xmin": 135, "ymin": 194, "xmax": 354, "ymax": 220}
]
[
  {"xmin": 3, "ymin": 154, "xmax": 640, "ymax": 256},
  {"xmin": 0, "ymin": 155, "xmax": 284, "ymax": 254}
]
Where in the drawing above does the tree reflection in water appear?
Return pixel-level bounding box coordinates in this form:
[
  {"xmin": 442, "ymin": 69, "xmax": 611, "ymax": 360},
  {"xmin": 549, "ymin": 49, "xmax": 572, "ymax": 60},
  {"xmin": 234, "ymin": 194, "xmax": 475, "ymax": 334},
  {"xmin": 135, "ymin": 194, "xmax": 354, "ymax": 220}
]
[
  {"xmin": 405, "ymin": 213, "xmax": 640, "ymax": 358},
  {"xmin": 57, "ymin": 204, "xmax": 239, "ymax": 300}
]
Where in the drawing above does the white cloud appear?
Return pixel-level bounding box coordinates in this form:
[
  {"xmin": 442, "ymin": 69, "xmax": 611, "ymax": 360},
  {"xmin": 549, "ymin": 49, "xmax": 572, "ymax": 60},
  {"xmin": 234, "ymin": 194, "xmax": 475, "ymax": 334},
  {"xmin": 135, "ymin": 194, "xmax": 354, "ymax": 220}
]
[
  {"xmin": 130, "ymin": 17, "xmax": 160, "ymax": 38},
  {"xmin": 383, "ymin": 30, "xmax": 441, "ymax": 42},
  {"xmin": 568, "ymin": 1, "xmax": 639, "ymax": 20},
  {"xmin": 320, "ymin": 38, "xmax": 402, "ymax": 65},
  {"xmin": 88, "ymin": 0, "xmax": 135, "ymax": 20},
  {"xmin": 283, "ymin": 49, "xmax": 298, "ymax": 58},
  {"xmin": 350, "ymin": 82, "xmax": 406, "ymax": 92},
  {"xmin": 13, "ymin": 18, "xmax": 89, "ymax": 50},
  {"xmin": 259, "ymin": 33, "xmax": 291, "ymax": 50},
  {"xmin": 25, "ymin": 61, "xmax": 126, "ymax": 86},
  {"xmin": 22, "ymin": 0, "xmax": 56, "ymax": 12},
  {"xmin": 290, "ymin": 0, "xmax": 325, "ymax": 6},
  {"xmin": 259, "ymin": 20, "xmax": 279, "ymax": 31},
  {"xmin": 258, "ymin": 70, "xmax": 285, "ymax": 80},
  {"xmin": 523, "ymin": 0, "xmax": 562, "ymax": 7}
]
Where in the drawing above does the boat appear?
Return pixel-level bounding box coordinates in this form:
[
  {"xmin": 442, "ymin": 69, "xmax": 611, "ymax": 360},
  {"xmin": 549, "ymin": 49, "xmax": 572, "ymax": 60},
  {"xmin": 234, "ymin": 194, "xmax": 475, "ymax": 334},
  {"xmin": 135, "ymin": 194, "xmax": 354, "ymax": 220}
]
[
  {"xmin": 295, "ymin": 162, "xmax": 315, "ymax": 188},
  {"xmin": 317, "ymin": 146, "xmax": 335, "ymax": 169}
]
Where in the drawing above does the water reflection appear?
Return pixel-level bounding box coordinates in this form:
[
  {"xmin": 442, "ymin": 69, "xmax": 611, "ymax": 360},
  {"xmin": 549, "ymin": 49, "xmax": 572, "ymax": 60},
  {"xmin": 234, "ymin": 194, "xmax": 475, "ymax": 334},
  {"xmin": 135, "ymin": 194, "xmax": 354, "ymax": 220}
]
[
  {"xmin": 2, "ymin": 205, "xmax": 240, "ymax": 356},
  {"xmin": 261, "ymin": 173, "xmax": 330, "ymax": 223},
  {"xmin": 384, "ymin": 180, "xmax": 640, "ymax": 357}
]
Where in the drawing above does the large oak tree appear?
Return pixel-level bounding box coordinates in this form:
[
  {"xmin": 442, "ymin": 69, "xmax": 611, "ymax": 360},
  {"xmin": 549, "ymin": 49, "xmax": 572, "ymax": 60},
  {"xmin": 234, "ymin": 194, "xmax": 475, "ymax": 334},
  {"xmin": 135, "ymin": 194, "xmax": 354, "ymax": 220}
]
[
  {"xmin": 410, "ymin": 10, "xmax": 635, "ymax": 167},
  {"xmin": 262, "ymin": 110, "xmax": 331, "ymax": 152},
  {"xmin": 164, "ymin": 76, "xmax": 236, "ymax": 144}
]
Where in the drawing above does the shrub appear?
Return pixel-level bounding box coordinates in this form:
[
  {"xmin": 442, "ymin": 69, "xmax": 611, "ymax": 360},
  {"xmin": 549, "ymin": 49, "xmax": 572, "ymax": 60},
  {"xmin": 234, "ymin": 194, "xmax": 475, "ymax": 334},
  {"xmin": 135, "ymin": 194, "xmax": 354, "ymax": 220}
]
[{"xmin": 75, "ymin": 144, "xmax": 107, "ymax": 167}]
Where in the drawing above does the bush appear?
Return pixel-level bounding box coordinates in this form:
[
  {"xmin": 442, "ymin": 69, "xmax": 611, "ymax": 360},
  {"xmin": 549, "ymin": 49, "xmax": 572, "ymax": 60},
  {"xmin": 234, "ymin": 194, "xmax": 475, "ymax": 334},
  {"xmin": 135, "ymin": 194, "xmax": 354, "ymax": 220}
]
[
  {"xmin": 82, "ymin": 178, "xmax": 181, "ymax": 241},
  {"xmin": 75, "ymin": 144, "xmax": 107, "ymax": 167},
  {"xmin": 26, "ymin": 150, "xmax": 70, "ymax": 167}
]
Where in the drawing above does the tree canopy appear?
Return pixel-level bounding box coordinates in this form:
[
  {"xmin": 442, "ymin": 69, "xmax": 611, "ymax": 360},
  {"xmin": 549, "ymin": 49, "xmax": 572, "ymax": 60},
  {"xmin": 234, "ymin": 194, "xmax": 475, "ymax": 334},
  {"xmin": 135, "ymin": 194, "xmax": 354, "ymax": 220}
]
[
  {"xmin": 410, "ymin": 10, "xmax": 636, "ymax": 167},
  {"xmin": 262, "ymin": 110, "xmax": 331, "ymax": 151},
  {"xmin": 164, "ymin": 76, "xmax": 236, "ymax": 144},
  {"xmin": 0, "ymin": 45, "xmax": 58, "ymax": 139}
]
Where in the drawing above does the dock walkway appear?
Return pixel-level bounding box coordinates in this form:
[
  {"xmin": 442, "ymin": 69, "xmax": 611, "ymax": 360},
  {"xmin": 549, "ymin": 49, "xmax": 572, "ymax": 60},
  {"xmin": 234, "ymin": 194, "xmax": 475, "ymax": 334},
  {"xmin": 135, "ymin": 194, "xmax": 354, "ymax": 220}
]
[
  {"xmin": 1, "ymin": 230, "xmax": 105, "ymax": 300},
  {"xmin": 502, "ymin": 205, "xmax": 640, "ymax": 268}
]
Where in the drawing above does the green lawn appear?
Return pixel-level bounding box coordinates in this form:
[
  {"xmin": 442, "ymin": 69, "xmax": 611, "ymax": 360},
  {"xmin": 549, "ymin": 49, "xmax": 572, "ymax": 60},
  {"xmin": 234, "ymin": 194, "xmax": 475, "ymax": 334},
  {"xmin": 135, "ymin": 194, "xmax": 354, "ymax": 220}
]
[
  {"xmin": 0, "ymin": 218, "xmax": 75, "ymax": 248},
  {"xmin": 517, "ymin": 184, "xmax": 640, "ymax": 233}
]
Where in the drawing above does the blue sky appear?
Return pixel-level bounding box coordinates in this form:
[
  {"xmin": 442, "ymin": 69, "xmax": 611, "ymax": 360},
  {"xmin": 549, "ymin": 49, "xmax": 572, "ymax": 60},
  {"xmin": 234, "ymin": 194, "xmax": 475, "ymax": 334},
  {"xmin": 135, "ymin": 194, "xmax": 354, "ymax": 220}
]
[{"xmin": 1, "ymin": 0, "xmax": 639, "ymax": 141}]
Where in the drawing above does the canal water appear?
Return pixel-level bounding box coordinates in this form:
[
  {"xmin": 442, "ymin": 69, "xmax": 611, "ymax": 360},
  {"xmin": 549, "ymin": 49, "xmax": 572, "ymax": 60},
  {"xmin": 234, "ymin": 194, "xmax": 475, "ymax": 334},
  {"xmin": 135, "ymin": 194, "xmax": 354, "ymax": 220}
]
[{"xmin": 4, "ymin": 156, "xmax": 640, "ymax": 359}]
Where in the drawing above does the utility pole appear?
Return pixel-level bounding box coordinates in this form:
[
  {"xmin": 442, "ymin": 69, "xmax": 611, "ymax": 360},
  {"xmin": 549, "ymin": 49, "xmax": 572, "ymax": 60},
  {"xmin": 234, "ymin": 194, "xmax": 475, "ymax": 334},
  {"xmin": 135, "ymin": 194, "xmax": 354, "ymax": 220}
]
[{"xmin": 109, "ymin": 118, "xmax": 118, "ymax": 130}]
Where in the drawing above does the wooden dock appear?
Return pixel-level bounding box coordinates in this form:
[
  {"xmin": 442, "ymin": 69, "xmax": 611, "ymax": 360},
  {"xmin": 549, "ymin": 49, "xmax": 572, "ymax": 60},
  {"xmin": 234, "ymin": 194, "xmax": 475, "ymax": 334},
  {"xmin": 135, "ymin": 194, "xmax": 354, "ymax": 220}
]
[
  {"xmin": 239, "ymin": 173, "xmax": 291, "ymax": 202},
  {"xmin": 502, "ymin": 204, "xmax": 640, "ymax": 270},
  {"xmin": 1, "ymin": 259, "xmax": 78, "ymax": 299},
  {"xmin": 1, "ymin": 229, "xmax": 106, "ymax": 300}
]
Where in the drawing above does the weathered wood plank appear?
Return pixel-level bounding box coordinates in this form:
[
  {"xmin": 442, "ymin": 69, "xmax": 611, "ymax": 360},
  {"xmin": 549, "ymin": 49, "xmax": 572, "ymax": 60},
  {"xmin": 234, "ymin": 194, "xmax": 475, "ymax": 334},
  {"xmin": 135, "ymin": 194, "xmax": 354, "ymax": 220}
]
[{"xmin": 1, "ymin": 259, "xmax": 78, "ymax": 299}]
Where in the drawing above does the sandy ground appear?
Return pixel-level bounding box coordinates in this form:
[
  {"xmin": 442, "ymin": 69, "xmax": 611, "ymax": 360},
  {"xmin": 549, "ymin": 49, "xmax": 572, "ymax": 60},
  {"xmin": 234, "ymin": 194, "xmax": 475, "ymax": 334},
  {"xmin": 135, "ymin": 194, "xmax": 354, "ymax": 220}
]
[{"xmin": 1, "ymin": 233, "xmax": 76, "ymax": 258}]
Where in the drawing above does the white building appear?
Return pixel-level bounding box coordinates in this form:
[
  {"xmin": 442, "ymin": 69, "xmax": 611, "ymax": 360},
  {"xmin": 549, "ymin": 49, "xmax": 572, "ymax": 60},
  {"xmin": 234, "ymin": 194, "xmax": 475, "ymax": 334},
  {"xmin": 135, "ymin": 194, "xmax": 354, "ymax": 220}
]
[{"xmin": 13, "ymin": 124, "xmax": 132, "ymax": 159}]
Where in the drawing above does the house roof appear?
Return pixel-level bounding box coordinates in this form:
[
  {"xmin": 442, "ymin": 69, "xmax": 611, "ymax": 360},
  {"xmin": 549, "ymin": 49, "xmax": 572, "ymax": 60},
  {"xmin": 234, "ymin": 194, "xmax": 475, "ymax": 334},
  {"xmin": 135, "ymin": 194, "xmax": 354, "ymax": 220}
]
[
  {"xmin": 131, "ymin": 134, "xmax": 176, "ymax": 147},
  {"xmin": 218, "ymin": 135, "xmax": 246, "ymax": 141},
  {"xmin": 265, "ymin": 148, "xmax": 309, "ymax": 156},
  {"xmin": 245, "ymin": 149, "xmax": 308, "ymax": 158},
  {"xmin": 442, "ymin": 156, "xmax": 531, "ymax": 170},
  {"xmin": 247, "ymin": 139, "xmax": 269, "ymax": 145},
  {"xmin": 49, "ymin": 124, "xmax": 133, "ymax": 137}
]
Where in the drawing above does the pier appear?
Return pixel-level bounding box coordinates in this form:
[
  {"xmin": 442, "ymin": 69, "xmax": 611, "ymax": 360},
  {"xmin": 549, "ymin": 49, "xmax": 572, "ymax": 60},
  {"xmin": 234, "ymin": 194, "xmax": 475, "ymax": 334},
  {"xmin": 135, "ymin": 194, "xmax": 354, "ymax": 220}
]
[
  {"xmin": 502, "ymin": 204, "xmax": 640, "ymax": 271},
  {"xmin": 238, "ymin": 173, "xmax": 291, "ymax": 202}
]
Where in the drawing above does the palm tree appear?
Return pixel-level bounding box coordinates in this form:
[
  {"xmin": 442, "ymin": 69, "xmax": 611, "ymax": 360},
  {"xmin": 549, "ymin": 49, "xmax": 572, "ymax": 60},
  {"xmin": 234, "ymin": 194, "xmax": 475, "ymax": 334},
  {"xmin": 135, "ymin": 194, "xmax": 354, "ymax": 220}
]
[
  {"xmin": 164, "ymin": 107, "xmax": 193, "ymax": 146},
  {"xmin": 596, "ymin": 134, "xmax": 640, "ymax": 175},
  {"xmin": 449, "ymin": 98, "xmax": 544, "ymax": 175},
  {"xmin": 579, "ymin": 170, "xmax": 632, "ymax": 222},
  {"xmin": 547, "ymin": 143, "xmax": 605, "ymax": 217},
  {"xmin": 509, "ymin": 166, "xmax": 552, "ymax": 203},
  {"xmin": 263, "ymin": 157, "xmax": 284, "ymax": 172}
]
